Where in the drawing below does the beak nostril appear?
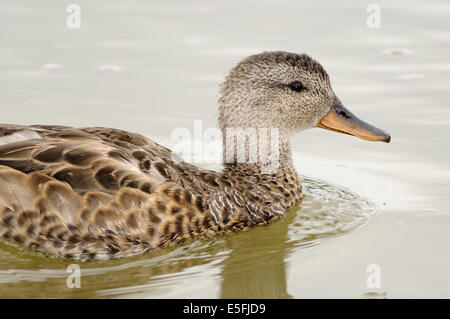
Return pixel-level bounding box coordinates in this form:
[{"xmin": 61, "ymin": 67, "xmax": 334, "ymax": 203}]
[{"xmin": 337, "ymin": 110, "xmax": 350, "ymax": 119}]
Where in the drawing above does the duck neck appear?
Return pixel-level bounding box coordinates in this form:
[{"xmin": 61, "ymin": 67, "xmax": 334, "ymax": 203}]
[
  {"xmin": 221, "ymin": 127, "xmax": 294, "ymax": 174},
  {"xmin": 211, "ymin": 128, "xmax": 302, "ymax": 226}
]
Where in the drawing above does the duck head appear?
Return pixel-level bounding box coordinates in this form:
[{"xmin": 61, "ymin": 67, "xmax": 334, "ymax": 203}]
[{"xmin": 218, "ymin": 51, "xmax": 390, "ymax": 143}]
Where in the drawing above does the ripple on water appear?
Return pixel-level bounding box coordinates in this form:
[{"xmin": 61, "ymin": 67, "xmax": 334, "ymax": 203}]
[
  {"xmin": 288, "ymin": 177, "xmax": 378, "ymax": 245},
  {"xmin": 382, "ymin": 48, "xmax": 412, "ymax": 56},
  {"xmin": 0, "ymin": 176, "xmax": 378, "ymax": 298}
]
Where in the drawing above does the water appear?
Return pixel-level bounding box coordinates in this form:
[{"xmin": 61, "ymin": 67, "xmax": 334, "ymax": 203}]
[{"xmin": 0, "ymin": 0, "xmax": 449, "ymax": 298}]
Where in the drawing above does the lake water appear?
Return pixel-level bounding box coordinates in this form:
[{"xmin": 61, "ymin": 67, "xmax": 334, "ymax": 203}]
[{"xmin": 0, "ymin": 0, "xmax": 449, "ymax": 298}]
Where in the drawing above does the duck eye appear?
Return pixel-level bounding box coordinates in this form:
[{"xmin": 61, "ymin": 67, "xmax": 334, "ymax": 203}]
[{"xmin": 288, "ymin": 81, "xmax": 304, "ymax": 92}]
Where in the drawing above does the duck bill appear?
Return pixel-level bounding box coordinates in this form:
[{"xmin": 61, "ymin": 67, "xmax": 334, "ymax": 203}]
[{"xmin": 317, "ymin": 102, "xmax": 391, "ymax": 143}]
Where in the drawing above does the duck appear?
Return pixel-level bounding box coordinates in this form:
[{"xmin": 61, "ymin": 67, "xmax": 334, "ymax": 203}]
[{"xmin": 0, "ymin": 51, "xmax": 390, "ymax": 260}]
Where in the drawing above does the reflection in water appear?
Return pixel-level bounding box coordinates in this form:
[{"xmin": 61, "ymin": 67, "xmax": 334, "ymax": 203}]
[
  {"xmin": 220, "ymin": 206, "xmax": 297, "ymax": 299},
  {"xmin": 0, "ymin": 177, "xmax": 377, "ymax": 298}
]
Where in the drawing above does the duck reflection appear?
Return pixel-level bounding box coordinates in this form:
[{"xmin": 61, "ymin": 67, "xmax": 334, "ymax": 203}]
[{"xmin": 220, "ymin": 205, "xmax": 298, "ymax": 299}]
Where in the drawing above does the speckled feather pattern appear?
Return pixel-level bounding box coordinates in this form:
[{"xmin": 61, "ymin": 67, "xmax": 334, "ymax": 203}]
[
  {"xmin": 0, "ymin": 125, "xmax": 302, "ymax": 260},
  {"xmin": 0, "ymin": 51, "xmax": 339, "ymax": 260}
]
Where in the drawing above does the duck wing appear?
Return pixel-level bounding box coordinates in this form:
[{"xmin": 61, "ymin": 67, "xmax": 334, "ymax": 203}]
[{"xmin": 0, "ymin": 124, "xmax": 211, "ymax": 259}]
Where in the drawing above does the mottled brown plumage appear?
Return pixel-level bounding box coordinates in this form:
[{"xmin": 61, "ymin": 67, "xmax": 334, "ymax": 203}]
[
  {"xmin": 0, "ymin": 51, "xmax": 388, "ymax": 260},
  {"xmin": 0, "ymin": 124, "xmax": 301, "ymax": 260}
]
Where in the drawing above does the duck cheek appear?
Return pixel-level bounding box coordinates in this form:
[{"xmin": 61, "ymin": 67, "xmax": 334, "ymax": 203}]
[
  {"xmin": 300, "ymin": 105, "xmax": 325, "ymax": 130},
  {"xmin": 291, "ymin": 117, "xmax": 314, "ymax": 132}
]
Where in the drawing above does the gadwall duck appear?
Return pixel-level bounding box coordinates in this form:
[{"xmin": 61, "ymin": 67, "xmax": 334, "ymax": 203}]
[{"xmin": 0, "ymin": 51, "xmax": 390, "ymax": 260}]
